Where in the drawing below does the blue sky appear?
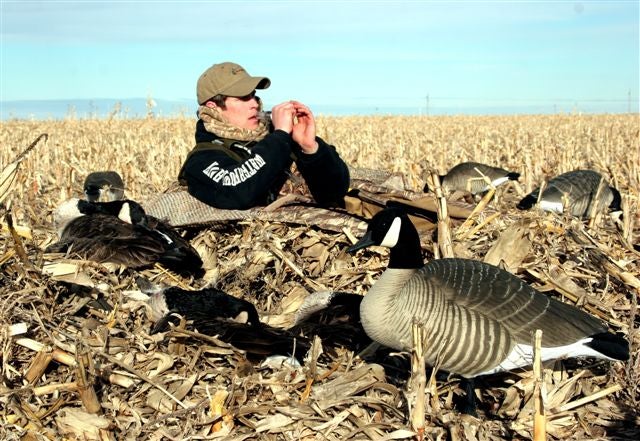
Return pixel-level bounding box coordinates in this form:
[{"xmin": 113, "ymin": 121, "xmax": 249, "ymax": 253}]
[{"xmin": 1, "ymin": 0, "xmax": 638, "ymax": 116}]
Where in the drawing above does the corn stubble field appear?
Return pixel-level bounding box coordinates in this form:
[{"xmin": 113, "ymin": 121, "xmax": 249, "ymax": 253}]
[{"xmin": 0, "ymin": 113, "xmax": 639, "ymax": 440}]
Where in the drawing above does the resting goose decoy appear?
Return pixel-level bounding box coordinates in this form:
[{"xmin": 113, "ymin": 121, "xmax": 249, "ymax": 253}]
[
  {"xmin": 348, "ymin": 208, "xmax": 629, "ymax": 381},
  {"xmin": 145, "ymin": 284, "xmax": 261, "ymax": 332},
  {"xmin": 517, "ymin": 169, "xmax": 622, "ymax": 218},
  {"xmin": 47, "ymin": 197, "xmax": 204, "ymax": 278},
  {"xmin": 141, "ymin": 281, "xmax": 310, "ymax": 363},
  {"xmin": 424, "ymin": 161, "xmax": 520, "ymax": 196},
  {"xmin": 45, "ymin": 198, "xmax": 204, "ymax": 277}
]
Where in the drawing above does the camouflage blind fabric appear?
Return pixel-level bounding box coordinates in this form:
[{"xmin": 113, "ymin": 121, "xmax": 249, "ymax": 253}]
[
  {"xmin": 141, "ymin": 167, "xmax": 480, "ymax": 235},
  {"xmin": 142, "ymin": 189, "xmax": 369, "ymax": 234}
]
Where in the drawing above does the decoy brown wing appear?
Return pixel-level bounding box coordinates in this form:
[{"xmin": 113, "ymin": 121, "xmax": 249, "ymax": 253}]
[
  {"xmin": 47, "ymin": 214, "xmax": 166, "ymax": 268},
  {"xmin": 193, "ymin": 320, "xmax": 311, "ymax": 362},
  {"xmin": 57, "ymin": 234, "xmax": 165, "ymax": 268},
  {"xmin": 143, "ymin": 216, "xmax": 204, "ymax": 276}
]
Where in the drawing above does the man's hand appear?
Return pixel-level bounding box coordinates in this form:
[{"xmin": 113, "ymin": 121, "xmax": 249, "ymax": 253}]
[
  {"xmin": 270, "ymin": 101, "xmax": 296, "ymax": 134},
  {"xmin": 290, "ymin": 101, "xmax": 318, "ymax": 154}
]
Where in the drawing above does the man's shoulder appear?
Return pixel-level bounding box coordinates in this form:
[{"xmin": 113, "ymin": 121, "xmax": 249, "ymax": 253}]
[{"xmin": 189, "ymin": 139, "xmax": 249, "ymax": 163}]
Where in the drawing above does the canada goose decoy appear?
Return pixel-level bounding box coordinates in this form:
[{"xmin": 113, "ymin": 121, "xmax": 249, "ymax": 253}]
[
  {"xmin": 83, "ymin": 171, "xmax": 125, "ymax": 202},
  {"xmin": 517, "ymin": 169, "xmax": 622, "ymax": 218},
  {"xmin": 348, "ymin": 208, "xmax": 628, "ymax": 410},
  {"xmin": 141, "ymin": 281, "xmax": 310, "ymax": 363},
  {"xmin": 144, "ymin": 283, "xmax": 262, "ymax": 332},
  {"xmin": 424, "ymin": 162, "xmax": 520, "ymax": 196},
  {"xmin": 47, "ymin": 197, "xmax": 204, "ymax": 278}
]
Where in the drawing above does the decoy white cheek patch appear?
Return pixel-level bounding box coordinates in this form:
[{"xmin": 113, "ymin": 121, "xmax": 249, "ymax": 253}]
[
  {"xmin": 118, "ymin": 203, "xmax": 133, "ymax": 224},
  {"xmin": 232, "ymin": 311, "xmax": 249, "ymax": 324},
  {"xmin": 380, "ymin": 217, "xmax": 402, "ymax": 248}
]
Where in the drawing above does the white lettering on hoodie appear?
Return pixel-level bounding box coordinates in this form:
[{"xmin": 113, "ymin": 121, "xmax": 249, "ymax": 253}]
[{"xmin": 202, "ymin": 154, "xmax": 267, "ymax": 186}]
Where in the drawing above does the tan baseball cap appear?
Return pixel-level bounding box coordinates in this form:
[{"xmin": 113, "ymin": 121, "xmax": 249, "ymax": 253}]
[{"xmin": 196, "ymin": 62, "xmax": 271, "ymax": 104}]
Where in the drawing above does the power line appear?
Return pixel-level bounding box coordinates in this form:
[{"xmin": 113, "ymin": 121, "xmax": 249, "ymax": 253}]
[{"xmin": 355, "ymin": 96, "xmax": 632, "ymax": 103}]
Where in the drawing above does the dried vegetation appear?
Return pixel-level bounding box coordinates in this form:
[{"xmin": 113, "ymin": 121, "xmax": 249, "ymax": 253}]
[{"xmin": 0, "ymin": 113, "xmax": 639, "ymax": 440}]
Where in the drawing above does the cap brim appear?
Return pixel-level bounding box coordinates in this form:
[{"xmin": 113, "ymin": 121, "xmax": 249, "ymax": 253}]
[{"xmin": 223, "ymin": 76, "xmax": 271, "ymax": 97}]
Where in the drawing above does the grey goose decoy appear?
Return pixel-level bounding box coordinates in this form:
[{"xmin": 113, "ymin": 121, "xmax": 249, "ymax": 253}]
[
  {"xmin": 348, "ymin": 208, "xmax": 629, "ymax": 380},
  {"xmin": 47, "ymin": 198, "xmax": 204, "ymax": 278},
  {"xmin": 424, "ymin": 161, "xmax": 520, "ymax": 196},
  {"xmin": 517, "ymin": 169, "xmax": 622, "ymax": 218}
]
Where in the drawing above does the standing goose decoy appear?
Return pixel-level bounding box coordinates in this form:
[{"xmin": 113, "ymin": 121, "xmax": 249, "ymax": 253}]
[
  {"xmin": 517, "ymin": 169, "xmax": 622, "ymax": 218},
  {"xmin": 348, "ymin": 208, "xmax": 628, "ymax": 382},
  {"xmin": 47, "ymin": 172, "xmax": 204, "ymax": 278},
  {"xmin": 424, "ymin": 161, "xmax": 520, "ymax": 196}
]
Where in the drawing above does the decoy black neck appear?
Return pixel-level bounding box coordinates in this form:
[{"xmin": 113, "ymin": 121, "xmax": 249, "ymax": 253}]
[
  {"xmin": 388, "ymin": 219, "xmax": 424, "ymax": 269},
  {"xmin": 609, "ymin": 187, "xmax": 622, "ymax": 211}
]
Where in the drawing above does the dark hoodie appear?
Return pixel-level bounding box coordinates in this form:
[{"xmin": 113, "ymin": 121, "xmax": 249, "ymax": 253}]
[{"xmin": 178, "ymin": 120, "xmax": 350, "ymax": 210}]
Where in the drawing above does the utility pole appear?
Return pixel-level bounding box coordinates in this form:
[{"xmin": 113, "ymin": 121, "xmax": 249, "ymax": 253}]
[
  {"xmin": 628, "ymin": 89, "xmax": 631, "ymax": 113},
  {"xmin": 425, "ymin": 94, "xmax": 429, "ymax": 116}
]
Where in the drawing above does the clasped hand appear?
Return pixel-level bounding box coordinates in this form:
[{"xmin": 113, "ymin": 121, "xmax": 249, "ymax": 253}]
[{"xmin": 271, "ymin": 100, "xmax": 318, "ymax": 154}]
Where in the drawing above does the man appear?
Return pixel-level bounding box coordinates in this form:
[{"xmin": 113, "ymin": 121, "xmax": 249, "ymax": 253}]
[{"xmin": 178, "ymin": 62, "xmax": 350, "ymax": 210}]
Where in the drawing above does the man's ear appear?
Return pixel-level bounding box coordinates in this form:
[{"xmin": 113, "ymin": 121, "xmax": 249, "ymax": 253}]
[{"xmin": 205, "ymin": 101, "xmax": 217, "ymax": 109}]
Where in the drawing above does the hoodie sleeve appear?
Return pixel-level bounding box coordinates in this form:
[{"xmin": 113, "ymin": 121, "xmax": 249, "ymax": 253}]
[
  {"xmin": 294, "ymin": 138, "xmax": 350, "ymax": 207},
  {"xmin": 181, "ymin": 130, "xmax": 296, "ymax": 209}
]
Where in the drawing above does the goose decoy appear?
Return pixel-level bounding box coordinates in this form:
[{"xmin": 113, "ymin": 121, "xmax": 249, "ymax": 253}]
[
  {"xmin": 141, "ymin": 280, "xmax": 310, "ymax": 363},
  {"xmin": 517, "ymin": 169, "xmax": 622, "ymax": 218},
  {"xmin": 145, "ymin": 283, "xmax": 261, "ymax": 332},
  {"xmin": 83, "ymin": 171, "xmax": 125, "ymax": 202},
  {"xmin": 424, "ymin": 162, "xmax": 520, "ymax": 196},
  {"xmin": 348, "ymin": 208, "xmax": 628, "ymax": 411},
  {"xmin": 47, "ymin": 197, "xmax": 204, "ymax": 278}
]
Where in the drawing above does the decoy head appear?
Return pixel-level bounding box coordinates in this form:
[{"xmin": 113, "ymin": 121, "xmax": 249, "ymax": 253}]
[
  {"xmin": 347, "ymin": 207, "xmax": 406, "ymax": 253},
  {"xmin": 136, "ymin": 277, "xmax": 170, "ymax": 322},
  {"xmin": 84, "ymin": 171, "xmax": 125, "ymax": 202}
]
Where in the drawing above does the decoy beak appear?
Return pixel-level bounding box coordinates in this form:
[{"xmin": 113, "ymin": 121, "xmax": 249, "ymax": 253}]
[{"xmin": 347, "ymin": 231, "xmax": 375, "ymax": 253}]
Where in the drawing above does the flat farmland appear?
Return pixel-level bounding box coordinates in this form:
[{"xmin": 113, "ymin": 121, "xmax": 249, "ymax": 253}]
[{"xmin": 1, "ymin": 113, "xmax": 638, "ymax": 440}]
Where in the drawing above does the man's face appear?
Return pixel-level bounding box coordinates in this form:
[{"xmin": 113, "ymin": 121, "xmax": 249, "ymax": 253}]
[{"xmin": 215, "ymin": 91, "xmax": 260, "ymax": 130}]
